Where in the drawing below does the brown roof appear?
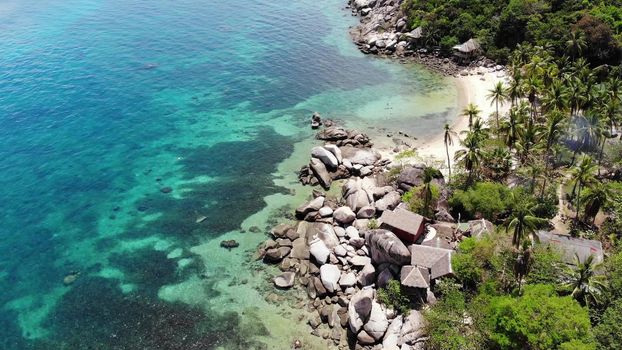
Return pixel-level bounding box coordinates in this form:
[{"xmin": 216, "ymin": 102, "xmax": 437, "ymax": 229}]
[
  {"xmin": 409, "ymin": 245, "xmax": 454, "ymax": 280},
  {"xmin": 400, "ymin": 265, "xmax": 430, "ymax": 289},
  {"xmin": 453, "ymin": 39, "xmax": 481, "ymax": 53},
  {"xmin": 379, "ymin": 208, "xmax": 425, "ymax": 235}
]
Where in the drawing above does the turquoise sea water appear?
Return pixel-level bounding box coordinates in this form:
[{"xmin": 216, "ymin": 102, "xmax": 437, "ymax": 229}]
[{"xmin": 0, "ymin": 0, "xmax": 457, "ymax": 349}]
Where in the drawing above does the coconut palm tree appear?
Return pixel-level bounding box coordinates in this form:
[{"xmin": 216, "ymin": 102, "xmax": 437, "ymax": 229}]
[
  {"xmin": 566, "ymin": 31, "xmax": 587, "ymax": 60},
  {"xmin": 487, "ymin": 81, "xmax": 508, "ymax": 129},
  {"xmin": 563, "ymin": 254, "xmax": 607, "ymax": 307},
  {"xmin": 462, "ymin": 103, "xmax": 481, "ymax": 131},
  {"xmin": 570, "ymin": 155, "xmax": 598, "ymax": 223},
  {"xmin": 540, "ymin": 111, "xmax": 567, "ymax": 197},
  {"xmin": 507, "ymin": 77, "xmax": 523, "ymax": 107},
  {"xmin": 454, "ymin": 133, "xmax": 484, "ymax": 185},
  {"xmin": 583, "ymin": 182, "xmax": 614, "ymax": 224},
  {"xmin": 541, "ymin": 80, "xmax": 569, "ymax": 113},
  {"xmin": 443, "ymin": 123, "xmax": 457, "ymax": 182},
  {"xmin": 505, "ymin": 196, "xmax": 547, "ymax": 248}
]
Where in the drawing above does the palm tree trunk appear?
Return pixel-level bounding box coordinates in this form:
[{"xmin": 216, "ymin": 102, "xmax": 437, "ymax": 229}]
[
  {"xmin": 598, "ymin": 137, "xmax": 606, "ymax": 176},
  {"xmin": 575, "ymin": 183, "xmax": 582, "ymax": 225},
  {"xmin": 495, "ymin": 100, "xmax": 500, "ymax": 129},
  {"xmin": 445, "ymin": 143, "xmax": 452, "ymax": 183}
]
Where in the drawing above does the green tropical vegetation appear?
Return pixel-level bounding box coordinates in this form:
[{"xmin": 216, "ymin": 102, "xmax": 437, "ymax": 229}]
[
  {"xmin": 401, "ymin": 0, "xmax": 622, "ymax": 64},
  {"xmin": 419, "ymin": 16, "xmax": 622, "ymax": 347}
]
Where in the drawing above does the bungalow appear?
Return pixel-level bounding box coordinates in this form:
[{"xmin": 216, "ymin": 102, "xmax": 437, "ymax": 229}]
[
  {"xmin": 409, "ymin": 245, "xmax": 454, "ymax": 280},
  {"xmin": 378, "ymin": 207, "xmax": 426, "ymax": 244},
  {"xmin": 453, "ymin": 38, "xmax": 481, "ymax": 63},
  {"xmin": 535, "ymin": 231, "xmax": 604, "ymax": 265},
  {"xmin": 401, "ymin": 245, "xmax": 454, "ymax": 291}
]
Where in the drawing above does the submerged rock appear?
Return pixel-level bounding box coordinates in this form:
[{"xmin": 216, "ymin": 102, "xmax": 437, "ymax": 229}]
[
  {"xmin": 273, "ymin": 271, "xmax": 295, "ymax": 288},
  {"xmin": 219, "ymin": 240, "xmax": 240, "ymax": 250}
]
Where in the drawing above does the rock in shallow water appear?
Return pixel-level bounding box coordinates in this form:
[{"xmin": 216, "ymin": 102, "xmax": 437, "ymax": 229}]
[{"xmin": 273, "ymin": 271, "xmax": 295, "ymax": 288}]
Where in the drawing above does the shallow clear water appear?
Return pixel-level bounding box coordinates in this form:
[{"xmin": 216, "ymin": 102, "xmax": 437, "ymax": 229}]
[{"xmin": 0, "ymin": 0, "xmax": 457, "ymax": 349}]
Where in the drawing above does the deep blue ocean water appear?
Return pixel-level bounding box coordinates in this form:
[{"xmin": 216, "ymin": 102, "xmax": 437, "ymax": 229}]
[{"xmin": 0, "ymin": 1, "xmax": 457, "ymax": 349}]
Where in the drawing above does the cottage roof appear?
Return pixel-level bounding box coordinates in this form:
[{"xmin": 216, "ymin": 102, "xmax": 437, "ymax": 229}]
[
  {"xmin": 409, "ymin": 245, "xmax": 454, "ymax": 280},
  {"xmin": 535, "ymin": 231, "xmax": 603, "ymax": 265},
  {"xmin": 453, "ymin": 39, "xmax": 481, "ymax": 53},
  {"xmin": 379, "ymin": 208, "xmax": 425, "ymax": 235},
  {"xmin": 400, "ymin": 265, "xmax": 430, "ymax": 289}
]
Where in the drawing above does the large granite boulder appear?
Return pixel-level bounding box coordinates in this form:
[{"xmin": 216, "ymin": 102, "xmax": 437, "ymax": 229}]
[
  {"xmin": 290, "ymin": 237, "xmax": 310, "ymax": 260},
  {"xmin": 311, "ymin": 146, "xmax": 339, "ymax": 170},
  {"xmin": 309, "ymin": 238, "xmax": 330, "ymax": 265},
  {"xmin": 317, "ymin": 126, "xmax": 348, "ymax": 141},
  {"xmin": 310, "ymin": 158, "xmax": 332, "ymax": 190},
  {"xmin": 358, "ymin": 263, "xmax": 376, "ymax": 286},
  {"xmin": 323, "ymin": 144, "xmax": 343, "ymax": 164},
  {"xmin": 365, "ymin": 229, "xmax": 411, "ymax": 265},
  {"xmin": 375, "ymin": 191, "xmax": 401, "ymax": 212},
  {"xmin": 401, "ymin": 310, "xmax": 427, "ymax": 345},
  {"xmin": 348, "ymin": 288, "xmax": 374, "ymax": 333},
  {"xmin": 295, "ymin": 196, "xmax": 324, "ymax": 219},
  {"xmin": 341, "ymin": 146, "xmax": 380, "ymax": 166},
  {"xmin": 334, "ymin": 206, "xmax": 356, "ymax": 225},
  {"xmin": 396, "ymin": 164, "xmax": 426, "ymax": 191},
  {"xmin": 382, "ymin": 315, "xmax": 403, "ymax": 350},
  {"xmin": 320, "ymin": 264, "xmax": 341, "ymax": 293},
  {"xmin": 364, "ymin": 301, "xmax": 389, "ymax": 341},
  {"xmin": 314, "ymin": 223, "xmax": 340, "ymax": 248}
]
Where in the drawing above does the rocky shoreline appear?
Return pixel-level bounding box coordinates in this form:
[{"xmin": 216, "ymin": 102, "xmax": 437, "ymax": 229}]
[
  {"xmin": 345, "ymin": 0, "xmax": 500, "ymax": 77},
  {"xmin": 255, "ymin": 117, "xmax": 492, "ymax": 349}
]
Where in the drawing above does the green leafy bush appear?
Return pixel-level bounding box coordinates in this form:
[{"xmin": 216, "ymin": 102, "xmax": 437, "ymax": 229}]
[
  {"xmin": 377, "ymin": 280, "xmax": 411, "ymax": 315},
  {"xmin": 401, "ymin": 183, "xmax": 440, "ymax": 217},
  {"xmin": 485, "ymin": 284, "xmax": 596, "ymax": 350},
  {"xmin": 449, "ymin": 182, "xmax": 512, "ymax": 221}
]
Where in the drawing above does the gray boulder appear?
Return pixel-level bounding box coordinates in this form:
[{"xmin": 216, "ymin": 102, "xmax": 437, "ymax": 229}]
[
  {"xmin": 348, "ymin": 288, "xmax": 374, "ymax": 333},
  {"xmin": 309, "ymin": 239, "xmax": 330, "ymax": 264},
  {"xmin": 401, "ymin": 310, "xmax": 427, "ymax": 345},
  {"xmin": 366, "ymin": 229, "xmax": 411, "ymax": 265},
  {"xmin": 358, "ymin": 263, "xmax": 376, "ymax": 286},
  {"xmin": 317, "ymin": 126, "xmax": 348, "ymax": 141},
  {"xmin": 320, "ymin": 264, "xmax": 341, "ymax": 293},
  {"xmin": 295, "ymin": 196, "xmax": 325, "ymax": 219},
  {"xmin": 273, "ymin": 272, "xmax": 295, "ymax": 288},
  {"xmin": 382, "ymin": 315, "xmax": 403, "ymax": 350},
  {"xmin": 341, "ymin": 146, "xmax": 380, "ymax": 166},
  {"xmin": 315, "ymin": 223, "xmax": 340, "ymax": 248},
  {"xmin": 312, "ymin": 146, "xmax": 339, "ymax": 170},
  {"xmin": 334, "ymin": 206, "xmax": 356, "ymax": 225},
  {"xmin": 339, "ymin": 272, "xmax": 357, "ymax": 288},
  {"xmin": 364, "ymin": 301, "xmax": 389, "ymax": 341},
  {"xmin": 357, "ymin": 205, "xmax": 376, "ymax": 219},
  {"xmin": 290, "ymin": 237, "xmax": 310, "ymax": 260},
  {"xmin": 323, "ymin": 144, "xmax": 343, "ymax": 164},
  {"xmin": 310, "ymin": 158, "xmax": 332, "ymax": 190},
  {"xmin": 375, "ymin": 191, "xmax": 401, "ymax": 212},
  {"xmin": 264, "ymin": 247, "xmax": 291, "ymax": 262}
]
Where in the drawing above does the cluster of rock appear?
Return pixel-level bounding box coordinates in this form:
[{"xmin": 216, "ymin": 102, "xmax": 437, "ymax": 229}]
[
  {"xmin": 298, "ymin": 122, "xmax": 389, "ymax": 189},
  {"xmin": 256, "ymin": 120, "xmax": 496, "ymax": 348},
  {"xmin": 258, "ymin": 194, "xmax": 428, "ymax": 349}
]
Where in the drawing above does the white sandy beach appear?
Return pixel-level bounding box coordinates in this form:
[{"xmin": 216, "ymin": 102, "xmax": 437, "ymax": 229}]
[{"xmin": 413, "ymin": 71, "xmax": 510, "ymax": 171}]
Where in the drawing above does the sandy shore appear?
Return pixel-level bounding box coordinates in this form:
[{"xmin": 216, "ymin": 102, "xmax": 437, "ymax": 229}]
[{"xmin": 411, "ymin": 71, "xmax": 509, "ymax": 172}]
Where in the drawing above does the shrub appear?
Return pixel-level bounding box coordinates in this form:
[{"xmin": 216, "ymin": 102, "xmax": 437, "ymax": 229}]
[
  {"xmin": 449, "ymin": 182, "xmax": 512, "ymax": 221},
  {"xmin": 402, "ymin": 183, "xmax": 440, "ymax": 217},
  {"xmin": 485, "ymin": 284, "xmax": 596, "ymax": 350},
  {"xmin": 377, "ymin": 280, "xmax": 410, "ymax": 315},
  {"xmin": 367, "ymin": 218, "xmax": 379, "ymax": 230},
  {"xmin": 594, "ymin": 299, "xmax": 622, "ymax": 350}
]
